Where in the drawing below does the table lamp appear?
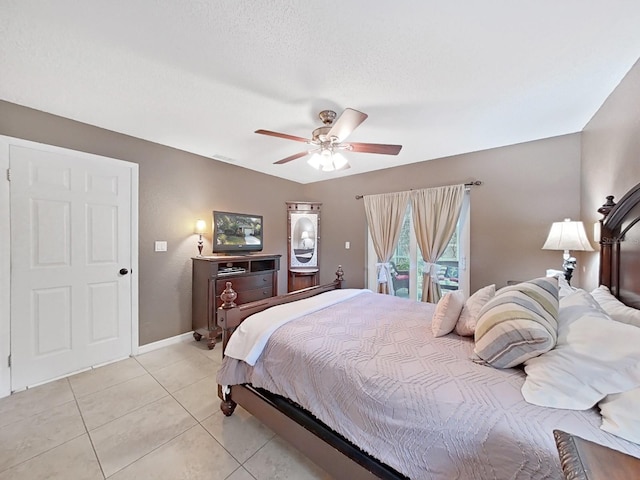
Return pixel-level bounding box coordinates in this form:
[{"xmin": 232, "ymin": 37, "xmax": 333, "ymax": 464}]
[{"xmin": 542, "ymin": 218, "xmax": 593, "ymax": 284}]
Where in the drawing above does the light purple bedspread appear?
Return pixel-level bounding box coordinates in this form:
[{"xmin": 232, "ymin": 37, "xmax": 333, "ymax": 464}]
[{"xmin": 217, "ymin": 292, "xmax": 640, "ymax": 479}]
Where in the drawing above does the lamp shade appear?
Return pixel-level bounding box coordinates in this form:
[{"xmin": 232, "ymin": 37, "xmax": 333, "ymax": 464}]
[
  {"xmin": 542, "ymin": 218, "xmax": 594, "ymax": 252},
  {"xmin": 195, "ymin": 219, "xmax": 207, "ymax": 235}
]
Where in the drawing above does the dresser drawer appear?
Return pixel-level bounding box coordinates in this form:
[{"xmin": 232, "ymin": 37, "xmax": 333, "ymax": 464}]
[
  {"xmin": 216, "ymin": 273, "xmax": 272, "ymax": 293},
  {"xmin": 216, "ymin": 286, "xmax": 273, "ymax": 308}
]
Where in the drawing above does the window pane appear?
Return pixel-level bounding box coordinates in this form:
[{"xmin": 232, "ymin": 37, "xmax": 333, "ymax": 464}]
[{"xmin": 438, "ymin": 230, "xmax": 459, "ymax": 293}]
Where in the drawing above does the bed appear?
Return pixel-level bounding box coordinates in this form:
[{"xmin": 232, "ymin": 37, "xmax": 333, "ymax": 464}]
[{"xmin": 215, "ymin": 182, "xmax": 640, "ymax": 480}]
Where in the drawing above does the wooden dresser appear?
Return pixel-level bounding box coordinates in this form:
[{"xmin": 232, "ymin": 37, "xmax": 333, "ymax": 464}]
[{"xmin": 191, "ymin": 254, "xmax": 281, "ymax": 349}]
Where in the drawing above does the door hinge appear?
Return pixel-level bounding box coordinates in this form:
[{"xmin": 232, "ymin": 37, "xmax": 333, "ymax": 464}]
[
  {"xmin": 6, "ymin": 168, "xmax": 10, "ymax": 181},
  {"xmin": 7, "ymin": 355, "xmax": 10, "ymax": 367}
]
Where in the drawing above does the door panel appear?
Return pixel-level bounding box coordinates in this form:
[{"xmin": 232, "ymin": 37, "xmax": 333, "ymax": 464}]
[
  {"xmin": 88, "ymin": 281, "xmax": 119, "ymax": 342},
  {"xmin": 10, "ymin": 143, "xmax": 134, "ymax": 390},
  {"xmin": 33, "ymin": 286, "xmax": 72, "ymax": 355}
]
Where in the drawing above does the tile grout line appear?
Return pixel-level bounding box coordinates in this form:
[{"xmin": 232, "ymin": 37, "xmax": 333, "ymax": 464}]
[
  {"xmin": 70, "ymin": 376, "xmax": 107, "ymax": 479},
  {"xmin": 93, "ymin": 357, "xmax": 205, "ymax": 478},
  {"xmin": 0, "ymin": 377, "xmax": 100, "ymax": 477}
]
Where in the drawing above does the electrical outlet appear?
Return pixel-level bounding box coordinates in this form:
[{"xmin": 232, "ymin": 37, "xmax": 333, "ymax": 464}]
[
  {"xmin": 345, "ymin": 241, "xmax": 350, "ymax": 249},
  {"xmin": 155, "ymin": 241, "xmax": 167, "ymax": 252}
]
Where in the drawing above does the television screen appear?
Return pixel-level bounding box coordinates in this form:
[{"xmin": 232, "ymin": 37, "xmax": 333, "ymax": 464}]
[{"xmin": 212, "ymin": 211, "xmax": 263, "ymax": 254}]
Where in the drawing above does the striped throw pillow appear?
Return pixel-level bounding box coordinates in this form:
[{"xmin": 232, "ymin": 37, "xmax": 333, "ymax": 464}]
[{"xmin": 473, "ymin": 277, "xmax": 559, "ymax": 368}]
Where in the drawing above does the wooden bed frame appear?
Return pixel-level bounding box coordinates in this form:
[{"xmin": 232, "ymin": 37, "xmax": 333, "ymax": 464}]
[{"xmin": 216, "ymin": 182, "xmax": 640, "ymax": 480}]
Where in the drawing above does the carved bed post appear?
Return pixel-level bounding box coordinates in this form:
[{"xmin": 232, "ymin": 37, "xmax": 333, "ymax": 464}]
[
  {"xmin": 218, "ymin": 282, "xmax": 238, "ymax": 416},
  {"xmin": 598, "ymin": 195, "xmax": 616, "ymax": 289}
]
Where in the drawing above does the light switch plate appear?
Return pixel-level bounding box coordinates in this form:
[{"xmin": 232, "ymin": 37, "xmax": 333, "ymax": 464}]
[{"xmin": 155, "ymin": 241, "xmax": 167, "ymax": 252}]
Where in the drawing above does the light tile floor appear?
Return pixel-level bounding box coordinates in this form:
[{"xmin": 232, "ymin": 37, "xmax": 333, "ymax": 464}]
[{"xmin": 0, "ymin": 340, "xmax": 332, "ymax": 480}]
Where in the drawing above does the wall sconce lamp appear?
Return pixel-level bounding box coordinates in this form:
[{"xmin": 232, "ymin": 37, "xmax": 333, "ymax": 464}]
[
  {"xmin": 195, "ymin": 219, "xmax": 207, "ymax": 256},
  {"xmin": 542, "ymin": 218, "xmax": 594, "ymax": 284}
]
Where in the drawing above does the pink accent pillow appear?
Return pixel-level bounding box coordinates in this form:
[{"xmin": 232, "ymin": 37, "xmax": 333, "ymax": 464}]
[{"xmin": 431, "ymin": 290, "xmax": 465, "ymax": 337}]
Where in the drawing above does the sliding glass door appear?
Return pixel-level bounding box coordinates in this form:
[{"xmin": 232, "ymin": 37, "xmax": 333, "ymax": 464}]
[{"xmin": 366, "ymin": 192, "xmax": 470, "ymax": 301}]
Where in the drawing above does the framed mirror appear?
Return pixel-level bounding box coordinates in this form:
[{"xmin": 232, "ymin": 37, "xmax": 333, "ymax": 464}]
[{"xmin": 286, "ymin": 201, "xmax": 321, "ymax": 291}]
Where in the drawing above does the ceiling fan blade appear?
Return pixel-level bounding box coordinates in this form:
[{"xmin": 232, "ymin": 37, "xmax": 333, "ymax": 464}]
[
  {"xmin": 273, "ymin": 151, "xmax": 313, "ymax": 165},
  {"xmin": 326, "ymin": 108, "xmax": 368, "ymax": 142},
  {"xmin": 255, "ymin": 129, "xmax": 310, "ymax": 143},
  {"xmin": 347, "ymin": 142, "xmax": 403, "ymax": 155}
]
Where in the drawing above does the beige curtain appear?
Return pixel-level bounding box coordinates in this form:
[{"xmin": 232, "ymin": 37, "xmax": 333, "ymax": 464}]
[
  {"xmin": 364, "ymin": 191, "xmax": 410, "ymax": 294},
  {"xmin": 411, "ymin": 184, "xmax": 465, "ymax": 303}
]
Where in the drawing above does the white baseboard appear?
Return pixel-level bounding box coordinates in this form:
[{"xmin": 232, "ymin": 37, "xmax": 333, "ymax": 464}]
[{"xmin": 136, "ymin": 332, "xmax": 194, "ymax": 356}]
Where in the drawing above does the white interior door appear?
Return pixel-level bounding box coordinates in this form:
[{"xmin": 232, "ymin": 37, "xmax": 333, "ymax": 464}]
[{"xmin": 8, "ymin": 140, "xmax": 137, "ymax": 391}]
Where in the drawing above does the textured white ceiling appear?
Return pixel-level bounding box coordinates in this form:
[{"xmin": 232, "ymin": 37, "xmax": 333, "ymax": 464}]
[{"xmin": 2, "ymin": 1, "xmax": 640, "ymax": 184}]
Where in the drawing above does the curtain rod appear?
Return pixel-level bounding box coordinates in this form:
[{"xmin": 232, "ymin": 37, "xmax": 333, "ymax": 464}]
[{"xmin": 354, "ymin": 181, "xmax": 482, "ymax": 200}]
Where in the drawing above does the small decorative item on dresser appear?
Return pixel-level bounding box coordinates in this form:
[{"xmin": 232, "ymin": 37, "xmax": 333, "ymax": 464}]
[{"xmin": 195, "ymin": 219, "xmax": 206, "ymax": 256}]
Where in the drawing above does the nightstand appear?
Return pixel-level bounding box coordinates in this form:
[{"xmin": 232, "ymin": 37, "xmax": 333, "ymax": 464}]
[{"xmin": 553, "ymin": 430, "xmax": 640, "ymax": 479}]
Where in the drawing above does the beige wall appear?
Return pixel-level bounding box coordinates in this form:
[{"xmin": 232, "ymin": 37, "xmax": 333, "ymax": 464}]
[
  {"xmin": 580, "ymin": 58, "xmax": 640, "ymax": 291},
  {"xmin": 0, "ymin": 101, "xmax": 305, "ymax": 345},
  {"xmin": 307, "ymin": 134, "xmax": 582, "ymax": 292},
  {"xmin": 0, "ymin": 100, "xmax": 584, "ymax": 347}
]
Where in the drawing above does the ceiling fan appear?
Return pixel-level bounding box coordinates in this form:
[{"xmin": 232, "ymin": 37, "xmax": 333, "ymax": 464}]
[{"xmin": 255, "ymin": 108, "xmax": 403, "ymax": 171}]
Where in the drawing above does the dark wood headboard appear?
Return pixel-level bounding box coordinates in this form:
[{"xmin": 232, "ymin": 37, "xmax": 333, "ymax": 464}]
[{"xmin": 598, "ymin": 181, "xmax": 640, "ymax": 309}]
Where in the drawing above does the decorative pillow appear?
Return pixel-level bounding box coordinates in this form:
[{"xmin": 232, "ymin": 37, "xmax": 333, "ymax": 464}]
[
  {"xmin": 473, "ymin": 277, "xmax": 559, "ymax": 369},
  {"xmin": 431, "ymin": 290, "xmax": 465, "ymax": 337},
  {"xmin": 454, "ymin": 284, "xmax": 495, "ymax": 336},
  {"xmin": 521, "ymin": 289, "xmax": 640, "ymax": 410},
  {"xmin": 591, "ymin": 285, "xmax": 640, "ymax": 328},
  {"xmin": 599, "ymin": 387, "xmax": 640, "ymax": 444}
]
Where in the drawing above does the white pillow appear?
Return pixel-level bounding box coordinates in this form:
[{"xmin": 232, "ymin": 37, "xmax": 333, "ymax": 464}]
[
  {"xmin": 454, "ymin": 284, "xmax": 495, "ymax": 336},
  {"xmin": 591, "ymin": 285, "xmax": 640, "ymax": 328},
  {"xmin": 431, "ymin": 290, "xmax": 465, "ymax": 337},
  {"xmin": 521, "ymin": 289, "xmax": 640, "ymax": 410},
  {"xmin": 599, "ymin": 387, "xmax": 640, "ymax": 444}
]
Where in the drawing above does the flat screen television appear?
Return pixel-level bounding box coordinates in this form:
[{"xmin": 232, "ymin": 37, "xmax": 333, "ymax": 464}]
[{"xmin": 212, "ymin": 211, "xmax": 263, "ymax": 254}]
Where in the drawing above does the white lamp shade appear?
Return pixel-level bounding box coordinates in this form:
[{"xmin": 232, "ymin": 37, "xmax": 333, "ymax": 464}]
[
  {"xmin": 542, "ymin": 218, "xmax": 594, "ymax": 252},
  {"xmin": 195, "ymin": 219, "xmax": 207, "ymax": 234},
  {"xmin": 307, "ymin": 153, "xmax": 322, "ymax": 170}
]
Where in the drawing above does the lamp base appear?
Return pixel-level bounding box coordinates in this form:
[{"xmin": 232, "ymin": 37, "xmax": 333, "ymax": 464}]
[
  {"xmin": 197, "ymin": 236, "xmax": 204, "ymax": 257},
  {"xmin": 562, "ymin": 256, "xmax": 577, "ymax": 285}
]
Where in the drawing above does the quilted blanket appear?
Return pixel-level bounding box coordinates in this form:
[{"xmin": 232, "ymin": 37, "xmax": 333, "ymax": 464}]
[{"xmin": 217, "ymin": 292, "xmax": 640, "ymax": 480}]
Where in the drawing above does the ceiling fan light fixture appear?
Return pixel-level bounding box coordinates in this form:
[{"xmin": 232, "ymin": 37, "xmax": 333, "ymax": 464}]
[
  {"xmin": 332, "ymin": 152, "xmax": 348, "ymax": 170},
  {"xmin": 320, "ymin": 150, "xmax": 335, "ymax": 172},
  {"xmin": 307, "ymin": 153, "xmax": 322, "ymax": 170}
]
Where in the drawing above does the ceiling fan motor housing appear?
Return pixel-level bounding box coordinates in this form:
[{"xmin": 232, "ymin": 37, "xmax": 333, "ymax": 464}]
[{"xmin": 318, "ymin": 110, "xmax": 337, "ymax": 125}]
